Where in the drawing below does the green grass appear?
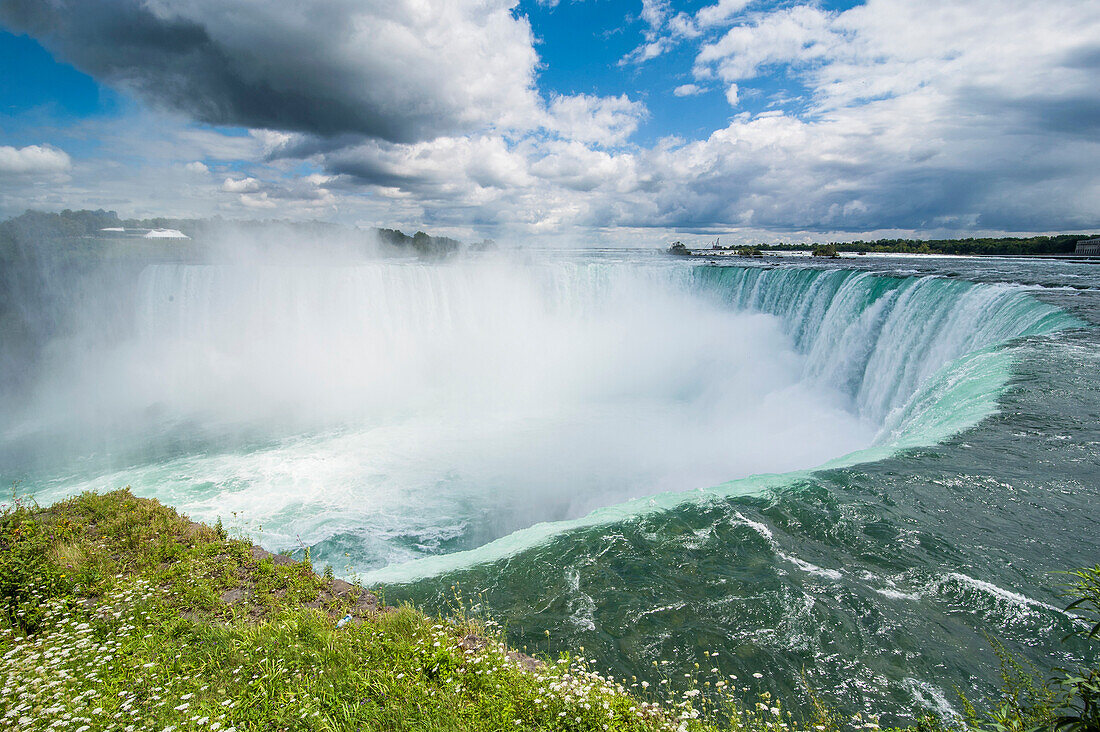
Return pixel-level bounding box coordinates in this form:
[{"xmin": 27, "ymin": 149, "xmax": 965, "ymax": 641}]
[{"xmin": 1, "ymin": 489, "xmax": 1096, "ymax": 732}]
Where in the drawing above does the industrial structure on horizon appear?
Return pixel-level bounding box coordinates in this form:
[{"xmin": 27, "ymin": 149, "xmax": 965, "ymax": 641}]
[{"xmin": 1075, "ymin": 237, "xmax": 1100, "ymax": 255}]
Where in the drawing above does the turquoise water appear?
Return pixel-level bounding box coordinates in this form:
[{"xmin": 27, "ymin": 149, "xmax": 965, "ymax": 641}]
[{"xmin": 2, "ymin": 251, "xmax": 1098, "ymax": 723}]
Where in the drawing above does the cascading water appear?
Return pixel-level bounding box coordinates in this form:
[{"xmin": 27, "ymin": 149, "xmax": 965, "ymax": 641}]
[
  {"xmin": 11, "ymin": 255, "xmax": 1076, "ymax": 581},
  {"xmin": 693, "ymin": 266, "xmax": 1073, "ymax": 425},
  {"xmin": 693, "ymin": 266, "xmax": 1079, "ymax": 465}
]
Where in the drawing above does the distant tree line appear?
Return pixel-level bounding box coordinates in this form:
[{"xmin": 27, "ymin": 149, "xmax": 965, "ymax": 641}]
[
  {"xmin": 754, "ymin": 234, "xmax": 1097, "ymax": 256},
  {"xmin": 376, "ymin": 228, "xmax": 461, "ymax": 258},
  {"xmin": 672, "ymin": 234, "xmax": 1100, "ymax": 258}
]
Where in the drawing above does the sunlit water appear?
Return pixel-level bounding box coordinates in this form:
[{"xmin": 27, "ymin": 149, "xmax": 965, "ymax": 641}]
[{"xmin": 2, "ymin": 250, "xmax": 1098, "ymax": 723}]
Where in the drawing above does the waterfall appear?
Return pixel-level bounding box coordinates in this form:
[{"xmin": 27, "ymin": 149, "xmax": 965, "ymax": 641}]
[
  {"xmin": 14, "ymin": 256, "xmax": 1078, "ymax": 578},
  {"xmin": 692, "ymin": 265, "xmax": 1074, "ymax": 427}
]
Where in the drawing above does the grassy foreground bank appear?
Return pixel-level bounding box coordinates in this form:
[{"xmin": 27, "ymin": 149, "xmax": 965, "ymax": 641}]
[{"xmin": 1, "ymin": 490, "xmax": 1097, "ymax": 732}]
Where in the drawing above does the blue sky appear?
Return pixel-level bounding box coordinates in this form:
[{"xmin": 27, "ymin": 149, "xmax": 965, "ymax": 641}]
[
  {"xmin": 1, "ymin": 32, "xmax": 107, "ymax": 119},
  {"xmin": 524, "ymin": 0, "xmax": 731, "ymax": 142},
  {"xmin": 524, "ymin": 0, "xmax": 862, "ymax": 144},
  {"xmin": 1, "ymin": 0, "xmax": 1098, "ymax": 244}
]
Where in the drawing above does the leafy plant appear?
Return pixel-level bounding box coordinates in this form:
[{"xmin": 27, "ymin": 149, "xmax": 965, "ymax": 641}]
[
  {"xmin": 0, "ymin": 498, "xmax": 73, "ymax": 632},
  {"xmin": 1050, "ymin": 567, "xmax": 1100, "ymax": 732}
]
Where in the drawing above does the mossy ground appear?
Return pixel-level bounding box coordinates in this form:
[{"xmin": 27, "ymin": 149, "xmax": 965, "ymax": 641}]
[{"xmin": 0, "ymin": 489, "xmax": 1095, "ymax": 732}]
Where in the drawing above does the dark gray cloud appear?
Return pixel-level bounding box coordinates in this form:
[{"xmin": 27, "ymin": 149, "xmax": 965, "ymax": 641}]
[
  {"xmin": 0, "ymin": 0, "xmax": 540, "ymax": 143},
  {"xmin": 325, "ymin": 155, "xmax": 433, "ymax": 191}
]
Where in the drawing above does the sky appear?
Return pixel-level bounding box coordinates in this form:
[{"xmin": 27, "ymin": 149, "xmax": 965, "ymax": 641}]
[{"xmin": 0, "ymin": 0, "xmax": 1098, "ymax": 245}]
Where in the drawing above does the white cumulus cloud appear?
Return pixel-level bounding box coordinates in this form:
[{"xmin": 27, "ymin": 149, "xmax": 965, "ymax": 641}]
[
  {"xmin": 545, "ymin": 94, "xmax": 648, "ymax": 147},
  {"xmin": 3, "ymin": 0, "xmax": 1098, "ymax": 241},
  {"xmin": 673, "ymin": 84, "xmax": 704, "ymax": 97},
  {"xmin": 695, "ymin": 0, "xmax": 755, "ymax": 29},
  {"xmin": 222, "ymin": 177, "xmax": 262, "ymax": 194},
  {"xmin": 0, "ymin": 145, "xmax": 72, "ymax": 175}
]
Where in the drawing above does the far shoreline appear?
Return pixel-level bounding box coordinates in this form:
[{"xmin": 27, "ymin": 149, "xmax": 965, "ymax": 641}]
[{"xmin": 668, "ymin": 247, "xmax": 1100, "ymax": 263}]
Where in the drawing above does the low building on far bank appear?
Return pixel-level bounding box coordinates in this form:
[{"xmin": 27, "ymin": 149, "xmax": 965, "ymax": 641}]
[
  {"xmin": 100, "ymin": 227, "xmax": 190, "ymax": 239},
  {"xmin": 1075, "ymin": 238, "xmax": 1100, "ymax": 255}
]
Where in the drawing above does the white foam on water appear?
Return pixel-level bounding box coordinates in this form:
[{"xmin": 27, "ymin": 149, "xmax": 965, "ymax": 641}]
[
  {"xmin": 875, "ymin": 588, "xmax": 924, "ymax": 601},
  {"xmin": 902, "ymin": 677, "xmax": 960, "ymax": 721},
  {"xmin": 941, "ymin": 572, "xmax": 1067, "ymax": 616},
  {"xmin": 734, "ymin": 511, "xmax": 844, "ymax": 581}
]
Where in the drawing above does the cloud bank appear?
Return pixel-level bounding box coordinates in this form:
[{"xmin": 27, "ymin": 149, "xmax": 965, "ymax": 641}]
[
  {"xmin": 2, "ymin": 0, "xmax": 1098, "ymax": 240},
  {"xmin": 0, "ymin": 0, "xmax": 541, "ymax": 143}
]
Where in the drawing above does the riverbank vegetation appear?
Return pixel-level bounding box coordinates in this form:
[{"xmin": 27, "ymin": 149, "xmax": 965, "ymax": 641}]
[
  {"xmin": 673, "ymin": 234, "xmax": 1098, "ymax": 257},
  {"xmin": 1, "ymin": 489, "xmax": 1097, "ymax": 731},
  {"xmin": 759, "ymin": 235, "xmax": 1095, "ymax": 256}
]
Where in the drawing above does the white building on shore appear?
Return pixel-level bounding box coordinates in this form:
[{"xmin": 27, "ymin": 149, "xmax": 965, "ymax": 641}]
[{"xmin": 100, "ymin": 227, "xmax": 190, "ymax": 239}]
